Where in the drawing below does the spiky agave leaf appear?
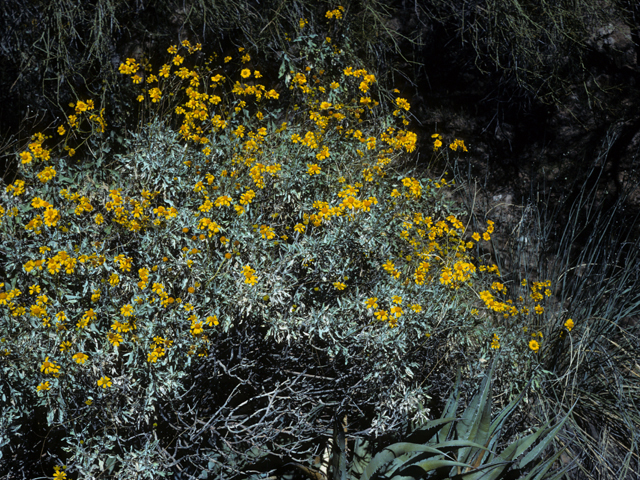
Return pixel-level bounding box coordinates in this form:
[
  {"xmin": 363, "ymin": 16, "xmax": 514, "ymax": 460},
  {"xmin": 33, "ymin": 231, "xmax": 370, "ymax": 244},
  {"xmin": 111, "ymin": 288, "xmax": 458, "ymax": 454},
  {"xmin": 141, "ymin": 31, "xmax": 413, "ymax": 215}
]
[{"xmin": 325, "ymin": 358, "xmax": 571, "ymax": 480}]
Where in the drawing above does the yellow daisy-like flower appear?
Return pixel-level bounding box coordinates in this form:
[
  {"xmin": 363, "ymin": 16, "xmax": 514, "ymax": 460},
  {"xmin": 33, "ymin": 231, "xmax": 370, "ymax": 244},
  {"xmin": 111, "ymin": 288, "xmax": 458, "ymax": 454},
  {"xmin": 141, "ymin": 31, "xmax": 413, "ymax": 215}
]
[
  {"xmin": 148, "ymin": 87, "xmax": 162, "ymax": 103},
  {"xmin": 53, "ymin": 466, "xmax": 67, "ymax": 480},
  {"xmin": 40, "ymin": 357, "xmax": 60, "ymax": 375},
  {"xmin": 73, "ymin": 352, "xmax": 88, "ymax": 364},
  {"xmin": 333, "ymin": 282, "xmax": 346, "ymax": 290},
  {"xmin": 20, "ymin": 151, "xmax": 33, "ymax": 164},
  {"xmin": 529, "ymin": 340, "xmax": 540, "ymax": 352},
  {"xmin": 37, "ymin": 381, "xmax": 51, "ymax": 391},
  {"xmin": 365, "ymin": 297, "xmax": 378, "ymax": 309},
  {"xmin": 307, "ymin": 164, "xmax": 321, "ymax": 175},
  {"xmin": 97, "ymin": 376, "xmax": 112, "ymax": 388},
  {"xmin": 240, "ymin": 68, "xmax": 251, "ymax": 78},
  {"xmin": 294, "ymin": 223, "xmax": 305, "ymax": 234},
  {"xmin": 108, "ymin": 332, "xmax": 123, "ymax": 347},
  {"xmin": 374, "ymin": 310, "xmax": 388, "ymax": 321},
  {"xmin": 564, "ymin": 318, "xmax": 574, "ymax": 332}
]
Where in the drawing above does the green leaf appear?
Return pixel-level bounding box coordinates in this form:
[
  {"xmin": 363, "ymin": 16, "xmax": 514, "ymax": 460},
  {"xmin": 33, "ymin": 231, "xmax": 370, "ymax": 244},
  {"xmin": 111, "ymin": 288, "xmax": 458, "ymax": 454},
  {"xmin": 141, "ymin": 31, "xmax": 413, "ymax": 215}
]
[
  {"xmin": 487, "ymin": 379, "xmax": 533, "ymax": 455},
  {"xmin": 457, "ymin": 360, "xmax": 496, "ymax": 464},
  {"xmin": 522, "ymin": 447, "xmax": 567, "ymax": 480},
  {"xmin": 518, "ymin": 403, "xmax": 574, "ymax": 469},
  {"xmin": 348, "ymin": 438, "xmax": 372, "ymax": 478},
  {"xmin": 361, "ymin": 444, "xmax": 450, "ymax": 480},
  {"xmin": 437, "ymin": 369, "xmax": 462, "ymax": 443},
  {"xmin": 399, "ymin": 459, "xmax": 474, "ymax": 477},
  {"xmin": 331, "ymin": 416, "xmax": 347, "ymax": 480}
]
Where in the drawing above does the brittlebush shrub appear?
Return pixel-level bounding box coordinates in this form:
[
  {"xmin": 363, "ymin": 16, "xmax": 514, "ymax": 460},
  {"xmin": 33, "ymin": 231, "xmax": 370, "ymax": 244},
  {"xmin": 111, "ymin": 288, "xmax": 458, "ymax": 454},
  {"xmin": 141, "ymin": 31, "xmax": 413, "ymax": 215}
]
[{"xmin": 0, "ymin": 14, "xmax": 564, "ymax": 479}]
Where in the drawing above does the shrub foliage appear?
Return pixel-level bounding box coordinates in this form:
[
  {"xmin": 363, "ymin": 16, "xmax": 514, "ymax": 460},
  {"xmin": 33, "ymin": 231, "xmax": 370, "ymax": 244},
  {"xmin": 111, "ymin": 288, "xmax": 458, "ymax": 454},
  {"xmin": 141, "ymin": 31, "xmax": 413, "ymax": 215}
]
[{"xmin": 2, "ymin": 7, "xmax": 633, "ymax": 480}]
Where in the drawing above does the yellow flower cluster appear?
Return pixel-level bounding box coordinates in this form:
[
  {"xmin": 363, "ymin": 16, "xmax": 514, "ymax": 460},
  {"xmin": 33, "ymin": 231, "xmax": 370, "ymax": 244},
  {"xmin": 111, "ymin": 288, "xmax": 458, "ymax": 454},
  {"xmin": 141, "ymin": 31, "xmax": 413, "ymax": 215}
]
[
  {"xmin": 325, "ymin": 6, "xmax": 345, "ymax": 19},
  {"xmin": 6, "ymin": 179, "xmax": 25, "ymax": 196},
  {"xmin": 401, "ymin": 177, "xmax": 422, "ymax": 198},
  {"xmin": 242, "ymin": 265, "xmax": 258, "ymax": 285},
  {"xmin": 449, "ymin": 139, "xmax": 468, "ymax": 152},
  {"xmin": 148, "ymin": 336, "xmax": 174, "ymax": 363}
]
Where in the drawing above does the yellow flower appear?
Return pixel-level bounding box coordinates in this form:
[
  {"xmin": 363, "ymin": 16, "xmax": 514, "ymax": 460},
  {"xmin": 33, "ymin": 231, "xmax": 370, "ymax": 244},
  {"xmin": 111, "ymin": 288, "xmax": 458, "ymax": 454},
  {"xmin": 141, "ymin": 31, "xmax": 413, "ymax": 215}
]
[
  {"xmin": 529, "ymin": 340, "xmax": 540, "ymax": 352},
  {"xmin": 20, "ymin": 151, "xmax": 33, "ymax": 164},
  {"xmin": 395, "ymin": 98, "xmax": 410, "ymax": 111},
  {"xmin": 294, "ymin": 223, "xmax": 305, "ymax": 234},
  {"xmin": 190, "ymin": 322, "xmax": 204, "ymax": 335},
  {"xmin": 365, "ymin": 297, "xmax": 378, "ymax": 309},
  {"xmin": 483, "ymin": 232, "xmax": 491, "ymax": 241},
  {"xmin": 534, "ymin": 304, "xmax": 544, "ymax": 315},
  {"xmin": 259, "ymin": 225, "xmax": 276, "ymax": 239},
  {"xmin": 333, "ymin": 282, "xmax": 346, "ymax": 290},
  {"xmin": 108, "ymin": 332, "xmax": 123, "ymax": 346},
  {"xmin": 148, "ymin": 87, "xmax": 162, "ymax": 103},
  {"xmin": 38, "ymin": 166, "xmax": 57, "ymax": 183},
  {"xmin": 97, "ymin": 376, "xmax": 112, "ymax": 388},
  {"xmin": 564, "ymin": 318, "xmax": 574, "ymax": 332},
  {"xmin": 307, "ymin": 164, "xmax": 321, "ymax": 175},
  {"xmin": 57, "ymin": 125, "xmax": 66, "ymax": 135},
  {"xmin": 72, "ymin": 352, "xmax": 88, "ymax": 364},
  {"xmin": 37, "ymin": 381, "xmax": 51, "ymax": 392},
  {"xmin": 374, "ymin": 310, "xmax": 388, "ymax": 321},
  {"xmin": 53, "ymin": 466, "xmax": 67, "ymax": 480},
  {"xmin": 240, "ymin": 68, "xmax": 251, "ymax": 78},
  {"xmin": 40, "ymin": 357, "xmax": 60, "ymax": 375},
  {"xmin": 214, "ymin": 195, "xmax": 232, "ymax": 207}
]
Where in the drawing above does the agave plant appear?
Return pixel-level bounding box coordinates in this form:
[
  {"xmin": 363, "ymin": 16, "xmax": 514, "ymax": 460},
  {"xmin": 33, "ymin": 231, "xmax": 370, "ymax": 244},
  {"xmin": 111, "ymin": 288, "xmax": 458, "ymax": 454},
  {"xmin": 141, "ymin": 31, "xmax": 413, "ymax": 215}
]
[{"xmin": 290, "ymin": 359, "xmax": 572, "ymax": 480}]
